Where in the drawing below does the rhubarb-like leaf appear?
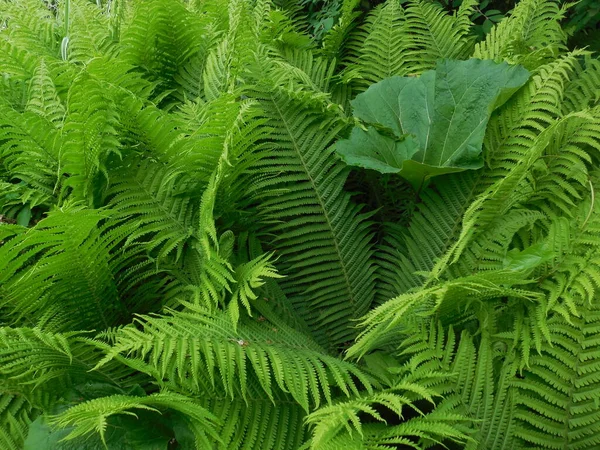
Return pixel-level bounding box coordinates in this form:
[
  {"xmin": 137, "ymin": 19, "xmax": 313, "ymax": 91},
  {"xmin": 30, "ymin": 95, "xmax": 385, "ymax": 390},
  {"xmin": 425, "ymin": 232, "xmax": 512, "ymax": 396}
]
[{"xmin": 336, "ymin": 59, "xmax": 530, "ymax": 189}]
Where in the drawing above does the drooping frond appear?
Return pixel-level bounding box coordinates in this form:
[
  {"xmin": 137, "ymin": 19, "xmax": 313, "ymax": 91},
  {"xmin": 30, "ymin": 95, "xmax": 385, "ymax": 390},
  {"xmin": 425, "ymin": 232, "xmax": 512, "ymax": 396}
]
[
  {"xmin": 349, "ymin": 267, "xmax": 542, "ymax": 358},
  {"xmin": 105, "ymin": 160, "xmax": 198, "ymax": 263},
  {"xmin": 119, "ymin": 0, "xmax": 206, "ymax": 96},
  {"xmin": 0, "ymin": 105, "xmax": 61, "ymax": 203},
  {"xmin": 66, "ymin": 0, "xmax": 116, "ymax": 63},
  {"xmin": 60, "ymin": 71, "xmax": 121, "ymax": 204},
  {"xmin": 562, "ymin": 54, "xmax": 600, "ymax": 112},
  {"xmin": 319, "ymin": 0, "xmax": 361, "ymax": 62},
  {"xmin": 306, "ymin": 331, "xmax": 478, "ymax": 449},
  {"xmin": 51, "ymin": 391, "xmax": 221, "ymax": 447},
  {"xmin": 95, "ymin": 305, "xmax": 372, "ymax": 412},
  {"xmin": 25, "ymin": 59, "xmax": 65, "ymax": 126},
  {"xmin": 343, "ymin": 0, "xmax": 476, "ymax": 91},
  {"xmin": 398, "ymin": 319, "xmax": 521, "ymax": 450},
  {"xmin": 0, "ymin": 327, "xmax": 142, "ymax": 409},
  {"xmin": 200, "ymin": 386, "xmax": 307, "ymax": 450}
]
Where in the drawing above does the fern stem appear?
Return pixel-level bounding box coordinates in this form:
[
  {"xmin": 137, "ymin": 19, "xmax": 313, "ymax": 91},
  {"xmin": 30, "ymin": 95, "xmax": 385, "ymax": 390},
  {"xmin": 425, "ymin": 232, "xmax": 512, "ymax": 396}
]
[{"xmin": 581, "ymin": 178, "xmax": 595, "ymax": 230}]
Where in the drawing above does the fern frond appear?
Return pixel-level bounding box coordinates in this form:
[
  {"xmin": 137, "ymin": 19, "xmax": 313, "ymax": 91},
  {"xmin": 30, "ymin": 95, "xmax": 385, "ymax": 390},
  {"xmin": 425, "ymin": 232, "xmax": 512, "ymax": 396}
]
[
  {"xmin": 343, "ymin": 0, "xmax": 414, "ymax": 91},
  {"xmin": 0, "ymin": 327, "xmax": 141, "ymax": 409},
  {"xmin": 248, "ymin": 64, "xmax": 377, "ymax": 346},
  {"xmin": 0, "ymin": 105, "xmax": 61, "ymax": 201},
  {"xmin": 473, "ymin": 0, "xmax": 567, "ymax": 68},
  {"xmin": 319, "ymin": 0, "xmax": 361, "ymax": 62},
  {"xmin": 0, "ymin": 207, "xmax": 124, "ymax": 331},
  {"xmin": 60, "ymin": 72, "xmax": 120, "ymax": 204},
  {"xmin": 0, "ymin": 394, "xmax": 36, "ymax": 450},
  {"xmin": 51, "ymin": 391, "xmax": 221, "ymax": 446},
  {"xmin": 119, "ymin": 0, "xmax": 205, "ymax": 95},
  {"xmin": 398, "ymin": 320, "xmax": 521, "ymax": 450},
  {"xmin": 563, "ymin": 54, "xmax": 600, "ymax": 112},
  {"xmin": 403, "ymin": 0, "xmax": 475, "ymax": 68},
  {"xmin": 106, "ymin": 160, "xmax": 197, "ymax": 263},
  {"xmin": 305, "ymin": 365, "xmax": 470, "ymax": 449},
  {"xmin": 26, "ymin": 59, "xmax": 65, "ymax": 126},
  {"xmin": 513, "ymin": 301, "xmax": 600, "ymax": 449},
  {"xmin": 0, "ymin": 0, "xmax": 60, "ymax": 61},
  {"xmin": 66, "ymin": 0, "xmax": 116, "ymax": 63},
  {"xmin": 201, "ymin": 387, "xmax": 307, "ymax": 450},
  {"xmin": 350, "ymin": 269, "xmax": 542, "ymax": 358},
  {"xmin": 373, "ymin": 173, "xmax": 482, "ymax": 301},
  {"xmin": 95, "ymin": 305, "xmax": 372, "ymax": 412}
]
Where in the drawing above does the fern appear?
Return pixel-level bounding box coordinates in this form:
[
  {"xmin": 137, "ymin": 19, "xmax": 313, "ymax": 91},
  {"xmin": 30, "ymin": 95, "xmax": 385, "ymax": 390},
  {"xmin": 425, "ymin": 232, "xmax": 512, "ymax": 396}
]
[
  {"xmin": 0, "ymin": 394, "xmax": 36, "ymax": 450},
  {"xmin": 94, "ymin": 305, "xmax": 372, "ymax": 410},
  {"xmin": 513, "ymin": 300, "xmax": 600, "ymax": 449},
  {"xmin": 1, "ymin": 0, "xmax": 599, "ymax": 448},
  {"xmin": 51, "ymin": 391, "xmax": 221, "ymax": 446}
]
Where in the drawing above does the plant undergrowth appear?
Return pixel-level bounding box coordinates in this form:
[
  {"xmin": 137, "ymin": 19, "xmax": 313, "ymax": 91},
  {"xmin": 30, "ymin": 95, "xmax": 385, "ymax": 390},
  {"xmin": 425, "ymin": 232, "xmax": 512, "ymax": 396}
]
[{"xmin": 1, "ymin": 0, "xmax": 600, "ymax": 449}]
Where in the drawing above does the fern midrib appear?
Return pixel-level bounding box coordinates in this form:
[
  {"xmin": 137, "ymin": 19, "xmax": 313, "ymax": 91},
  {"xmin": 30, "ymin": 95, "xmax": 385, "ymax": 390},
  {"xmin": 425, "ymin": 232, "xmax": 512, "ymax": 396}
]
[{"xmin": 269, "ymin": 97, "xmax": 360, "ymax": 315}]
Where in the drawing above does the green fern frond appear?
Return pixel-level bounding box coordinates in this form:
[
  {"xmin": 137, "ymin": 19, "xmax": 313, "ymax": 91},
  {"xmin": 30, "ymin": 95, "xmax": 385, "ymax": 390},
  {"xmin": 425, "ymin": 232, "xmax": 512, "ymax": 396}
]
[
  {"xmin": 398, "ymin": 320, "xmax": 521, "ymax": 450},
  {"xmin": 201, "ymin": 387, "xmax": 307, "ymax": 450},
  {"xmin": 473, "ymin": 0, "xmax": 567, "ymax": 67},
  {"xmin": 26, "ymin": 59, "xmax": 65, "ymax": 126},
  {"xmin": 0, "ymin": 207, "xmax": 124, "ymax": 331},
  {"xmin": 513, "ymin": 300, "xmax": 600, "ymax": 449},
  {"xmin": 305, "ymin": 363, "xmax": 471, "ymax": 449},
  {"xmin": 66, "ymin": 0, "xmax": 116, "ymax": 63},
  {"xmin": 228, "ymin": 252, "xmax": 282, "ymax": 328},
  {"xmin": 0, "ymin": 0, "xmax": 60, "ymax": 61},
  {"xmin": 95, "ymin": 305, "xmax": 372, "ymax": 412},
  {"xmin": 60, "ymin": 72, "xmax": 121, "ymax": 204},
  {"xmin": 0, "ymin": 327, "xmax": 141, "ymax": 409},
  {"xmin": 106, "ymin": 160, "xmax": 198, "ymax": 263},
  {"xmin": 403, "ymin": 0, "xmax": 475, "ymax": 68},
  {"xmin": 0, "ymin": 394, "xmax": 36, "ymax": 450},
  {"xmin": 343, "ymin": 0, "xmax": 413, "ymax": 91},
  {"xmin": 174, "ymin": 23, "xmax": 221, "ymax": 101},
  {"xmin": 349, "ymin": 269, "xmax": 541, "ymax": 358},
  {"xmin": 119, "ymin": 0, "xmax": 206, "ymax": 95},
  {"xmin": 52, "ymin": 391, "xmax": 221, "ymax": 446},
  {"xmin": 319, "ymin": 0, "xmax": 361, "ymax": 62},
  {"xmin": 0, "ymin": 105, "xmax": 61, "ymax": 201},
  {"xmin": 373, "ymin": 173, "xmax": 482, "ymax": 301},
  {"xmin": 248, "ymin": 67, "xmax": 377, "ymax": 346},
  {"xmin": 563, "ymin": 55, "xmax": 600, "ymax": 112},
  {"xmin": 430, "ymin": 111, "xmax": 588, "ymax": 281}
]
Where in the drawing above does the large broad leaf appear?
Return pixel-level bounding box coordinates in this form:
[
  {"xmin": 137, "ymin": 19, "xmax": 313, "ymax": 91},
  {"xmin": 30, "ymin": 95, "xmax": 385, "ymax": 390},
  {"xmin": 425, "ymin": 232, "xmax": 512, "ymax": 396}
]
[{"xmin": 336, "ymin": 59, "xmax": 530, "ymax": 189}]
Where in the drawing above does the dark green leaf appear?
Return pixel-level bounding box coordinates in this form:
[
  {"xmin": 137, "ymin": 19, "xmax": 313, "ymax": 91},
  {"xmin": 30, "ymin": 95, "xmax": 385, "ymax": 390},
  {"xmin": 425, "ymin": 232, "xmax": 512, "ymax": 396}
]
[{"xmin": 336, "ymin": 59, "xmax": 530, "ymax": 188}]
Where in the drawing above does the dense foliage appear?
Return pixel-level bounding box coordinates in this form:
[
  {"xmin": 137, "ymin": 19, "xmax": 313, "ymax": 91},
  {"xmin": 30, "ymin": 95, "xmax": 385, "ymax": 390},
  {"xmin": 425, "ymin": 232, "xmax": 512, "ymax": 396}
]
[{"xmin": 1, "ymin": 0, "xmax": 600, "ymax": 448}]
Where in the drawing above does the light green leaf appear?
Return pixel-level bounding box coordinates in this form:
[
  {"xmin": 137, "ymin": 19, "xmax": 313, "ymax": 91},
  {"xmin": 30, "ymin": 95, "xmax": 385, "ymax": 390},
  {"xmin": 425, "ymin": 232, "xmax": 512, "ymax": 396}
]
[{"xmin": 336, "ymin": 59, "xmax": 530, "ymax": 189}]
